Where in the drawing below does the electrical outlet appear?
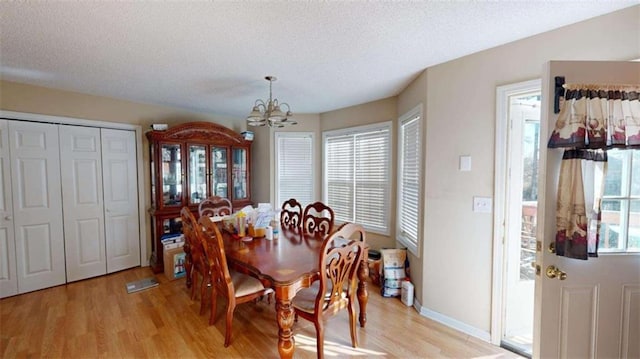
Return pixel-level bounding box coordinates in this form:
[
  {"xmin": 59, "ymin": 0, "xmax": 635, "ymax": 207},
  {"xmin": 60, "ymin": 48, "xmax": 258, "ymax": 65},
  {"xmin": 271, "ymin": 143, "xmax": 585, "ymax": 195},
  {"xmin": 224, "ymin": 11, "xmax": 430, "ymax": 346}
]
[{"xmin": 473, "ymin": 196, "xmax": 492, "ymax": 213}]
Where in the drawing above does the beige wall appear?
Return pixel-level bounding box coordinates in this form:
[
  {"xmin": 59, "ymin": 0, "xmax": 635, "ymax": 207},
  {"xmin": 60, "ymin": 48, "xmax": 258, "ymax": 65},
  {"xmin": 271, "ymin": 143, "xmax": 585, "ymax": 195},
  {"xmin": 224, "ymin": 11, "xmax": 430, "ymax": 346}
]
[
  {"xmin": 1, "ymin": 4, "xmax": 639, "ymax": 342},
  {"xmin": 398, "ymin": 5, "xmax": 640, "ymax": 335},
  {"xmin": 0, "ymin": 80, "xmax": 246, "ymax": 259},
  {"xmin": 314, "ymin": 5, "xmax": 639, "ymax": 339}
]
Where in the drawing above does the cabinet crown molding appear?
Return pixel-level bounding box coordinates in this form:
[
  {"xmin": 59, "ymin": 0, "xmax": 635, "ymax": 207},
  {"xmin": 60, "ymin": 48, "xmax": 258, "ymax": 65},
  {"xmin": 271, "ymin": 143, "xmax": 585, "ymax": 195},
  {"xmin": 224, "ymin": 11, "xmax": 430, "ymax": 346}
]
[{"xmin": 146, "ymin": 121, "xmax": 251, "ymax": 146}]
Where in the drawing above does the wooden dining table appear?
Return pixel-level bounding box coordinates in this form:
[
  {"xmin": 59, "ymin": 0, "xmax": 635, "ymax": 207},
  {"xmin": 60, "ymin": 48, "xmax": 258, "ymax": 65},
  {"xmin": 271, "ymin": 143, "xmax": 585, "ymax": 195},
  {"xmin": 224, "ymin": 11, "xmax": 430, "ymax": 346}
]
[{"xmin": 221, "ymin": 228, "xmax": 369, "ymax": 359}]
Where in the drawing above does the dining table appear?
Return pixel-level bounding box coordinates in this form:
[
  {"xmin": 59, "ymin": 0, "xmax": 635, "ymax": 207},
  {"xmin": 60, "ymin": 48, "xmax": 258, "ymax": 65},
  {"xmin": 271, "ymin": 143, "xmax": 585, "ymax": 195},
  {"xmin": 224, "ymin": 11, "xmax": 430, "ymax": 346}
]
[{"xmin": 221, "ymin": 227, "xmax": 369, "ymax": 359}]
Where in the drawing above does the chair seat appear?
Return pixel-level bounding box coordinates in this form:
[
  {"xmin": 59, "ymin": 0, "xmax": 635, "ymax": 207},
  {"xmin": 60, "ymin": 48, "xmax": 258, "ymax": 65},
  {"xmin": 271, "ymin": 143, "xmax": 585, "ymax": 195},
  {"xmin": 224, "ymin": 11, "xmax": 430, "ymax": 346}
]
[
  {"xmin": 230, "ymin": 269, "xmax": 268, "ymax": 298},
  {"xmin": 293, "ymin": 282, "xmax": 345, "ymax": 313}
]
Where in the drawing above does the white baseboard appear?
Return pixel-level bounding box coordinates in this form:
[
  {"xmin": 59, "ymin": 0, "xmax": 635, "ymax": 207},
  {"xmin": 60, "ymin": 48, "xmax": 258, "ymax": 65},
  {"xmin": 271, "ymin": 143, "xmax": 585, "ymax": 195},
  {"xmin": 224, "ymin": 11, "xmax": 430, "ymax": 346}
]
[{"xmin": 413, "ymin": 297, "xmax": 491, "ymax": 342}]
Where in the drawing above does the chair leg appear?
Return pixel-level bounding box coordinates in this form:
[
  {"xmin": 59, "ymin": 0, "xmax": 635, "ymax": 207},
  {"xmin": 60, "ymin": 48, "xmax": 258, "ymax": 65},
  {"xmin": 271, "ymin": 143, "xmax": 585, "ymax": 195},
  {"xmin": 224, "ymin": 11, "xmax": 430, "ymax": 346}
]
[
  {"xmin": 314, "ymin": 320, "xmax": 325, "ymax": 359},
  {"xmin": 224, "ymin": 302, "xmax": 236, "ymax": 347},
  {"xmin": 199, "ymin": 276, "xmax": 208, "ymax": 315},
  {"xmin": 347, "ymin": 299, "xmax": 358, "ymax": 348},
  {"xmin": 209, "ymin": 288, "xmax": 218, "ymax": 325},
  {"xmin": 190, "ymin": 271, "xmax": 198, "ymax": 300}
]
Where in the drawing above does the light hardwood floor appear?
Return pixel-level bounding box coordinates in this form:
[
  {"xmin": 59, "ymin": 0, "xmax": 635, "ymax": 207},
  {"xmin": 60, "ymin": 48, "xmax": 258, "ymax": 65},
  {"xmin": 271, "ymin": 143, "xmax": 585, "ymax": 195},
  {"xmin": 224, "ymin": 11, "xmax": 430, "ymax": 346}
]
[{"xmin": 1, "ymin": 267, "xmax": 522, "ymax": 358}]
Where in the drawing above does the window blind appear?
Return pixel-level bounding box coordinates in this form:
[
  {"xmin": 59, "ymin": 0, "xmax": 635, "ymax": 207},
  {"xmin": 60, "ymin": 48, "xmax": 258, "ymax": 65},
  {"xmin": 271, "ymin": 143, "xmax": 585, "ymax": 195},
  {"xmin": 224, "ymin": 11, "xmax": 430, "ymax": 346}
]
[
  {"xmin": 325, "ymin": 123, "xmax": 390, "ymax": 234},
  {"xmin": 276, "ymin": 133, "xmax": 314, "ymax": 207},
  {"xmin": 398, "ymin": 115, "xmax": 420, "ymax": 253}
]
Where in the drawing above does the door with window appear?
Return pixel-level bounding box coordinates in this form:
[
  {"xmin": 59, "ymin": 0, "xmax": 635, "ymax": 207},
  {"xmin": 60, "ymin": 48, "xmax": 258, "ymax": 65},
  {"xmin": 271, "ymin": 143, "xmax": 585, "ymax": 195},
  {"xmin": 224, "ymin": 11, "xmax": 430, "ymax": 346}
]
[
  {"xmin": 498, "ymin": 82, "xmax": 541, "ymax": 356},
  {"xmin": 535, "ymin": 61, "xmax": 640, "ymax": 358}
]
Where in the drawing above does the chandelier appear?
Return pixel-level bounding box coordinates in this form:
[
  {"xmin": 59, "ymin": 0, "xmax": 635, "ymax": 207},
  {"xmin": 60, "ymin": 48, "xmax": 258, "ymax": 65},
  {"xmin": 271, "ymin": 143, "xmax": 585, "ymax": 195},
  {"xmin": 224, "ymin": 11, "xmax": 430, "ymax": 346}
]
[{"xmin": 246, "ymin": 76, "xmax": 297, "ymax": 128}]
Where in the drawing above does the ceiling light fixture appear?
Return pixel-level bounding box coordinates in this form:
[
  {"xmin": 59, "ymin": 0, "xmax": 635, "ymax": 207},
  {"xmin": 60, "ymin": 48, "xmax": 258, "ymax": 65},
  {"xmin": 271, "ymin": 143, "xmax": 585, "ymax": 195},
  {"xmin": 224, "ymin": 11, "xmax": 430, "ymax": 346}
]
[{"xmin": 246, "ymin": 76, "xmax": 297, "ymax": 128}]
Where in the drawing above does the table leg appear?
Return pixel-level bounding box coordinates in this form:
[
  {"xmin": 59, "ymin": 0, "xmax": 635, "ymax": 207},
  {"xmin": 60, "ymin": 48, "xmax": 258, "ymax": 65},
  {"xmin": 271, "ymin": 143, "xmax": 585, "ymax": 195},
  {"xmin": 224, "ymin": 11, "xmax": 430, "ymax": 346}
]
[
  {"xmin": 357, "ymin": 257, "xmax": 369, "ymax": 327},
  {"xmin": 276, "ymin": 298, "xmax": 295, "ymax": 359}
]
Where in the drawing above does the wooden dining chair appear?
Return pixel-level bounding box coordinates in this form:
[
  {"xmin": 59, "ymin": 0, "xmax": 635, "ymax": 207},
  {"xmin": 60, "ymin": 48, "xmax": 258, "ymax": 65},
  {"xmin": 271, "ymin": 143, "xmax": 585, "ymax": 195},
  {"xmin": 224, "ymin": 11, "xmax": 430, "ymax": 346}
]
[
  {"xmin": 180, "ymin": 207, "xmax": 206, "ymax": 299},
  {"xmin": 280, "ymin": 198, "xmax": 303, "ymax": 233},
  {"xmin": 302, "ymin": 201, "xmax": 335, "ymax": 240},
  {"xmin": 198, "ymin": 216, "xmax": 273, "ymax": 347},
  {"xmin": 292, "ymin": 223, "xmax": 366, "ymax": 359},
  {"xmin": 198, "ymin": 196, "xmax": 232, "ymax": 217}
]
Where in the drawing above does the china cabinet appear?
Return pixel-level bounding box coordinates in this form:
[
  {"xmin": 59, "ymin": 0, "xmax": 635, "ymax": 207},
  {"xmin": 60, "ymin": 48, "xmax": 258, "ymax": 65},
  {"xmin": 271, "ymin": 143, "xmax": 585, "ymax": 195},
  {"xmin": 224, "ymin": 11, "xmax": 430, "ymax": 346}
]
[{"xmin": 147, "ymin": 122, "xmax": 252, "ymax": 272}]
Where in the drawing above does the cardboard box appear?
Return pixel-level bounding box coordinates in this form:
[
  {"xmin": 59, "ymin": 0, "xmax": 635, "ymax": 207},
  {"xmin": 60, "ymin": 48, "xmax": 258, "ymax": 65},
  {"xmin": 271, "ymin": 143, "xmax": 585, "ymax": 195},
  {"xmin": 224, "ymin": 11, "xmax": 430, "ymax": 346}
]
[{"xmin": 164, "ymin": 246, "xmax": 186, "ymax": 280}]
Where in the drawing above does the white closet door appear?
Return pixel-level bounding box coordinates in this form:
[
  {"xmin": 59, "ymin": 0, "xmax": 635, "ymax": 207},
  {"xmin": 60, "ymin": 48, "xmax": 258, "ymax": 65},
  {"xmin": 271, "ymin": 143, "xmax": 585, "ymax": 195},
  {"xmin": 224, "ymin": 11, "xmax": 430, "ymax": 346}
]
[
  {"xmin": 0, "ymin": 120, "xmax": 17, "ymax": 298},
  {"xmin": 9, "ymin": 121, "xmax": 65, "ymax": 293},
  {"xmin": 101, "ymin": 129, "xmax": 140, "ymax": 272},
  {"xmin": 60, "ymin": 126, "xmax": 106, "ymax": 282}
]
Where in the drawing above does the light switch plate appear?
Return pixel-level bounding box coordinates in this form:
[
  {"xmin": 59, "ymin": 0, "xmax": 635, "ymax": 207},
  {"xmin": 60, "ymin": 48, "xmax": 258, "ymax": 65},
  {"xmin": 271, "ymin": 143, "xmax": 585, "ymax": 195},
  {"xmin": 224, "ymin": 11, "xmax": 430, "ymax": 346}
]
[
  {"xmin": 459, "ymin": 155, "xmax": 472, "ymax": 171},
  {"xmin": 473, "ymin": 196, "xmax": 492, "ymax": 213}
]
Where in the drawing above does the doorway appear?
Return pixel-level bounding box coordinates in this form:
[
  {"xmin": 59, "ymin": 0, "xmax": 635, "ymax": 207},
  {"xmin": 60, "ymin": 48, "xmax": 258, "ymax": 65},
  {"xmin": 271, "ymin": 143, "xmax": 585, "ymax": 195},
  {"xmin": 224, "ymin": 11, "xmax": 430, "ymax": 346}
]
[{"xmin": 492, "ymin": 79, "xmax": 541, "ymax": 357}]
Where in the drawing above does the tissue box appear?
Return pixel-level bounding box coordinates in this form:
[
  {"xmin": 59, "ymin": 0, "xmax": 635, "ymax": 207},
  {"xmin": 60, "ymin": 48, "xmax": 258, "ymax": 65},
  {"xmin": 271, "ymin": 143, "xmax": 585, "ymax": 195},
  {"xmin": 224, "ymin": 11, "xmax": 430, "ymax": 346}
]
[{"xmin": 164, "ymin": 246, "xmax": 186, "ymax": 281}]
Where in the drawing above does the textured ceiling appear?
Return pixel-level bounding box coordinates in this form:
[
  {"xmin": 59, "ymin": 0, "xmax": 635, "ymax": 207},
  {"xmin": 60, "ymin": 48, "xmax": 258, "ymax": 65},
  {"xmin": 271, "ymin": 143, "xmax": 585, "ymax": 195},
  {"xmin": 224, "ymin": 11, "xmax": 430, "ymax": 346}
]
[{"xmin": 1, "ymin": 1, "xmax": 636, "ymax": 118}]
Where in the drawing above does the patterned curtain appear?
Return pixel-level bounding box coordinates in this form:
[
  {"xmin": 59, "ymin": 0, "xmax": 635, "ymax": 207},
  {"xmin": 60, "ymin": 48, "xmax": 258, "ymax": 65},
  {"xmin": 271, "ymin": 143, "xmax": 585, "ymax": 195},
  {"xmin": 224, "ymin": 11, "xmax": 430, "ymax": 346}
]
[{"xmin": 548, "ymin": 84, "xmax": 640, "ymax": 260}]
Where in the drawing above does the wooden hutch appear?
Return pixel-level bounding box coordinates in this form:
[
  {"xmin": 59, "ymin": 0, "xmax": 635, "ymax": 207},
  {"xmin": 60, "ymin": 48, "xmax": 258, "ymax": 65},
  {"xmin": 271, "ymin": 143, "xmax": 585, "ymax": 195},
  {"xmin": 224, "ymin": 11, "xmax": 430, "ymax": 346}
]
[{"xmin": 147, "ymin": 122, "xmax": 252, "ymax": 273}]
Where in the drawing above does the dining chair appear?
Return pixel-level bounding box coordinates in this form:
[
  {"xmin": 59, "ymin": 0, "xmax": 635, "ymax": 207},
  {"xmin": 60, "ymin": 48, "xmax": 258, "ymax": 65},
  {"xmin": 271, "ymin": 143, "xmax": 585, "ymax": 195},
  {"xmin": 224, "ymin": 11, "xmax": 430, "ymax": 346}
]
[
  {"xmin": 180, "ymin": 207, "xmax": 206, "ymax": 299},
  {"xmin": 280, "ymin": 198, "xmax": 303, "ymax": 233},
  {"xmin": 302, "ymin": 201, "xmax": 335, "ymax": 240},
  {"xmin": 198, "ymin": 216, "xmax": 273, "ymax": 347},
  {"xmin": 292, "ymin": 223, "xmax": 366, "ymax": 359},
  {"xmin": 198, "ymin": 196, "xmax": 233, "ymax": 217}
]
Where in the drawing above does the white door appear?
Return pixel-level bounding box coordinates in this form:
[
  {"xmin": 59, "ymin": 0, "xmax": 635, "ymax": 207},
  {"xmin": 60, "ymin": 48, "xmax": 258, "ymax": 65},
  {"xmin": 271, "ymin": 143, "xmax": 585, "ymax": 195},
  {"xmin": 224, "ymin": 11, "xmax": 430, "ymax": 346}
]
[
  {"xmin": 60, "ymin": 126, "xmax": 107, "ymax": 282},
  {"xmin": 535, "ymin": 61, "xmax": 640, "ymax": 358},
  {"xmin": 8, "ymin": 121, "xmax": 65, "ymax": 293},
  {"xmin": 0, "ymin": 120, "xmax": 17, "ymax": 298},
  {"xmin": 101, "ymin": 129, "xmax": 140, "ymax": 272},
  {"xmin": 503, "ymin": 85, "xmax": 540, "ymax": 355}
]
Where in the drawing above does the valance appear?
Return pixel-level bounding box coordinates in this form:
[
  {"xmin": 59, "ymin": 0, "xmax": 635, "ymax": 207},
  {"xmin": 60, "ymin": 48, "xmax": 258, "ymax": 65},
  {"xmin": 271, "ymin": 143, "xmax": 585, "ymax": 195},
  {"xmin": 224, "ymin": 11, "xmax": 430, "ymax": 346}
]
[{"xmin": 548, "ymin": 84, "xmax": 640, "ymax": 149}]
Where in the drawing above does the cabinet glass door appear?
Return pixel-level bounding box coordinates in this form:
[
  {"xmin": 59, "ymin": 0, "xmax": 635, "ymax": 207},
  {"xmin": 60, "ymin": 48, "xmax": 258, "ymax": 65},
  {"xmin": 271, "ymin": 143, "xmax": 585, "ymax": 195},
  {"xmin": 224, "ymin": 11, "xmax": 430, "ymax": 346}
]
[
  {"xmin": 211, "ymin": 147, "xmax": 228, "ymax": 198},
  {"xmin": 188, "ymin": 145, "xmax": 207, "ymax": 204},
  {"xmin": 232, "ymin": 147, "xmax": 248, "ymax": 200},
  {"xmin": 161, "ymin": 144, "xmax": 183, "ymax": 207}
]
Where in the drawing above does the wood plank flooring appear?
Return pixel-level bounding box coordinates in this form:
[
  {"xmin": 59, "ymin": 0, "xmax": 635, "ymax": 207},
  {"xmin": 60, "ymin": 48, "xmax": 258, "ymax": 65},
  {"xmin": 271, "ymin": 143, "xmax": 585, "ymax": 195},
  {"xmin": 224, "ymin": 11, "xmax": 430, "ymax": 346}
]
[{"xmin": 0, "ymin": 267, "xmax": 522, "ymax": 358}]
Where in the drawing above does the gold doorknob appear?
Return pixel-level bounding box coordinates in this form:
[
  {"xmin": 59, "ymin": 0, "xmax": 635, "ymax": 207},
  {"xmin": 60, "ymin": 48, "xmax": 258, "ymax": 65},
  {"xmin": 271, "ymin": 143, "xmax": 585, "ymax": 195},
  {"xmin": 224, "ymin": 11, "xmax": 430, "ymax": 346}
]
[{"xmin": 546, "ymin": 265, "xmax": 567, "ymax": 280}]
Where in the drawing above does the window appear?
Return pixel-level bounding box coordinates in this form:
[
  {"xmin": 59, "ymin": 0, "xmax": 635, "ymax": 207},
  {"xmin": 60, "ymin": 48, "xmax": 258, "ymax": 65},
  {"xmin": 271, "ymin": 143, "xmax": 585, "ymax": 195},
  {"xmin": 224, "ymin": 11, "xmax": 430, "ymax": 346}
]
[
  {"xmin": 323, "ymin": 122, "xmax": 391, "ymax": 234},
  {"xmin": 275, "ymin": 132, "xmax": 315, "ymax": 207},
  {"xmin": 600, "ymin": 149, "xmax": 639, "ymax": 252},
  {"xmin": 397, "ymin": 106, "xmax": 422, "ymax": 256}
]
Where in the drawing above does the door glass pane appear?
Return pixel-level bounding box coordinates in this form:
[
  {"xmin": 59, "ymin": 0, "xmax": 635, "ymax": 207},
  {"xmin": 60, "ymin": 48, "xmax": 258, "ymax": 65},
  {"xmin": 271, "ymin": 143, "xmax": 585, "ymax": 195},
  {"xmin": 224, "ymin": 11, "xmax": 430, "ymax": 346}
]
[
  {"xmin": 604, "ymin": 150, "xmax": 624, "ymax": 196},
  {"xmin": 161, "ymin": 144, "xmax": 182, "ymax": 206},
  {"xmin": 631, "ymin": 151, "xmax": 640, "ymax": 196},
  {"xmin": 212, "ymin": 147, "xmax": 228, "ymax": 198},
  {"xmin": 600, "ymin": 199, "xmax": 623, "ymax": 250},
  {"xmin": 630, "ymin": 200, "xmax": 640, "ymax": 250},
  {"xmin": 232, "ymin": 148, "xmax": 247, "ymax": 200},
  {"xmin": 188, "ymin": 145, "xmax": 206, "ymax": 204}
]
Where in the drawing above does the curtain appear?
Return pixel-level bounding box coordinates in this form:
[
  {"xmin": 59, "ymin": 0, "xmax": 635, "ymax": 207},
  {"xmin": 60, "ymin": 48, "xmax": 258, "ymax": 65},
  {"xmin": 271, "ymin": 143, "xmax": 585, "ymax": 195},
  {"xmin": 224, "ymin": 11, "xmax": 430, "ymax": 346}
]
[{"xmin": 548, "ymin": 84, "xmax": 640, "ymax": 260}]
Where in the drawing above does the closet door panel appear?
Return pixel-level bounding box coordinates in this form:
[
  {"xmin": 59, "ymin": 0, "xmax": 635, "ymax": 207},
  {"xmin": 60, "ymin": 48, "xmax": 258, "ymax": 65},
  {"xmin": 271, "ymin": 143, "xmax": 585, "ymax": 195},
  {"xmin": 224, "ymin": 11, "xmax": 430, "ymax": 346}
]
[
  {"xmin": 9, "ymin": 121, "xmax": 65, "ymax": 293},
  {"xmin": 102, "ymin": 129, "xmax": 140, "ymax": 272},
  {"xmin": 0, "ymin": 120, "xmax": 17, "ymax": 298},
  {"xmin": 60, "ymin": 126, "xmax": 106, "ymax": 282}
]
